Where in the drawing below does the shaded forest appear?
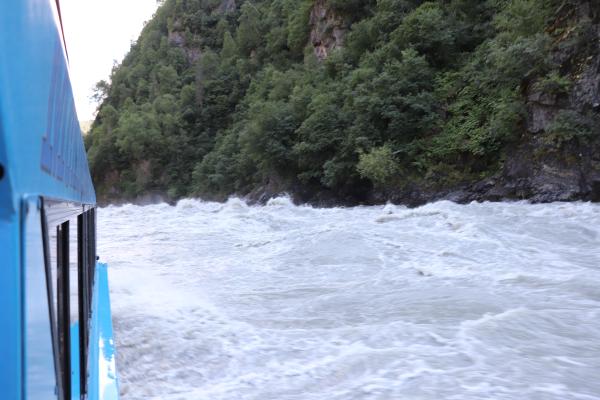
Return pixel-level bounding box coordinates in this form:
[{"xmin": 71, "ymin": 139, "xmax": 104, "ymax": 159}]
[{"xmin": 86, "ymin": 0, "xmax": 600, "ymax": 205}]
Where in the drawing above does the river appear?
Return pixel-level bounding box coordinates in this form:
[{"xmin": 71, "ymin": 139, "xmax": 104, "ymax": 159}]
[{"xmin": 98, "ymin": 198, "xmax": 600, "ymax": 400}]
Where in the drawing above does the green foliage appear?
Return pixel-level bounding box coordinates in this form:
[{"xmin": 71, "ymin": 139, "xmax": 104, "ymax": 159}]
[
  {"xmin": 392, "ymin": 2, "xmax": 457, "ymax": 66},
  {"xmin": 286, "ymin": 0, "xmax": 313, "ymax": 56},
  {"xmin": 192, "ymin": 129, "xmax": 249, "ymax": 195},
  {"xmin": 357, "ymin": 145, "xmax": 399, "ymax": 186},
  {"xmin": 493, "ymin": 0, "xmax": 554, "ymax": 38},
  {"xmin": 545, "ymin": 110, "xmax": 597, "ymax": 147},
  {"xmin": 486, "ymin": 34, "xmax": 551, "ymax": 86},
  {"xmin": 533, "ymin": 71, "xmax": 572, "ymax": 95},
  {"xmin": 86, "ymin": 0, "xmax": 575, "ymax": 201},
  {"xmin": 221, "ymin": 31, "xmax": 239, "ymax": 59},
  {"xmin": 326, "ymin": 0, "xmax": 376, "ymax": 19},
  {"xmin": 236, "ymin": 2, "xmax": 263, "ymax": 55},
  {"xmin": 294, "ymin": 90, "xmax": 349, "ymax": 186},
  {"xmin": 240, "ymin": 101, "xmax": 299, "ymax": 173}
]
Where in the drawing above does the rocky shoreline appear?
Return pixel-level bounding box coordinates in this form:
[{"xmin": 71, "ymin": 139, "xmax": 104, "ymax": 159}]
[
  {"xmin": 98, "ymin": 131, "xmax": 600, "ymax": 207},
  {"xmin": 98, "ymin": 163, "xmax": 600, "ymax": 209}
]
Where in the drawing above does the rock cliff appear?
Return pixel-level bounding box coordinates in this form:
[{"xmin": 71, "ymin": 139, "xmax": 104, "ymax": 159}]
[
  {"xmin": 309, "ymin": 0, "xmax": 346, "ymax": 61},
  {"xmin": 368, "ymin": 1, "xmax": 600, "ymax": 207},
  {"xmin": 468, "ymin": 1, "xmax": 600, "ymax": 203}
]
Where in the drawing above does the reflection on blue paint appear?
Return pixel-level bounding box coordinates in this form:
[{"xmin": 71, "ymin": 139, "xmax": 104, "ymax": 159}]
[
  {"xmin": 88, "ymin": 263, "xmax": 119, "ymax": 400},
  {"xmin": 23, "ymin": 197, "xmax": 57, "ymax": 400},
  {"xmin": 0, "ymin": 0, "xmax": 96, "ymax": 213},
  {"xmin": 71, "ymin": 323, "xmax": 80, "ymax": 400}
]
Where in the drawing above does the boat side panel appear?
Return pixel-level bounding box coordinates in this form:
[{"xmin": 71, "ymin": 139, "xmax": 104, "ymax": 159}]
[
  {"xmin": 0, "ymin": 214, "xmax": 22, "ymax": 400},
  {"xmin": 88, "ymin": 263, "xmax": 119, "ymax": 400},
  {"xmin": 0, "ymin": 1, "xmax": 100, "ymax": 398},
  {"xmin": 70, "ymin": 322, "xmax": 80, "ymax": 400},
  {"xmin": 0, "ymin": 98, "xmax": 15, "ymax": 219},
  {"xmin": 0, "ymin": 0, "xmax": 96, "ymax": 210},
  {"xmin": 23, "ymin": 197, "xmax": 58, "ymax": 399}
]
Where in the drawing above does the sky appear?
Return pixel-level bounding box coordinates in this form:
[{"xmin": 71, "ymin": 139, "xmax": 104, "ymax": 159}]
[{"xmin": 60, "ymin": 0, "xmax": 160, "ymax": 122}]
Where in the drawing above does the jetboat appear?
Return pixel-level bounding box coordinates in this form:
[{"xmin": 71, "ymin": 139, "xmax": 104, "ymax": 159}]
[{"xmin": 0, "ymin": 1, "xmax": 118, "ymax": 399}]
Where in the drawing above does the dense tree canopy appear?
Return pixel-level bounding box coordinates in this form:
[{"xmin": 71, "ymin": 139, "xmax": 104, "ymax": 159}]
[{"xmin": 86, "ymin": 0, "xmax": 588, "ymax": 202}]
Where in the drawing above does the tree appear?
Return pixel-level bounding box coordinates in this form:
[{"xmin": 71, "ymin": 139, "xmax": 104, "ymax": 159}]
[
  {"xmin": 357, "ymin": 145, "xmax": 399, "ymax": 185},
  {"xmin": 236, "ymin": 2, "xmax": 262, "ymax": 55},
  {"xmin": 91, "ymin": 80, "xmax": 110, "ymax": 104}
]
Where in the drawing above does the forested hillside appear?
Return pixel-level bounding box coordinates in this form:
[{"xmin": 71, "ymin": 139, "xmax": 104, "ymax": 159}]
[{"xmin": 86, "ymin": 0, "xmax": 600, "ymax": 205}]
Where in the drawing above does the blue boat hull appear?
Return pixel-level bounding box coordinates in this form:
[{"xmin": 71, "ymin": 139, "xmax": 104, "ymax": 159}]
[{"xmin": 0, "ymin": 1, "xmax": 117, "ymax": 399}]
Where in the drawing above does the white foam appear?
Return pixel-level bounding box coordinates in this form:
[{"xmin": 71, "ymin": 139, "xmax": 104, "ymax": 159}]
[
  {"xmin": 98, "ymin": 200, "xmax": 600, "ymax": 400},
  {"xmin": 265, "ymin": 195, "xmax": 295, "ymax": 207}
]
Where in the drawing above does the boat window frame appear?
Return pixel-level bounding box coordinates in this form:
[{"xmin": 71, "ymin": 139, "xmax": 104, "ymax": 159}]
[
  {"xmin": 40, "ymin": 199, "xmax": 65, "ymax": 400},
  {"xmin": 56, "ymin": 219, "xmax": 71, "ymax": 400},
  {"xmin": 41, "ymin": 198, "xmax": 97, "ymax": 400}
]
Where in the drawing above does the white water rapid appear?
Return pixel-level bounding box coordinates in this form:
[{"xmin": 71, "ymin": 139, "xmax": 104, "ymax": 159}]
[{"xmin": 98, "ymin": 199, "xmax": 600, "ymax": 400}]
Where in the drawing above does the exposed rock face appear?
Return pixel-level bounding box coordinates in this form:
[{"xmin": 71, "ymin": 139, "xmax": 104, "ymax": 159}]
[
  {"xmin": 570, "ymin": 59, "xmax": 600, "ymax": 134},
  {"xmin": 309, "ymin": 0, "xmax": 346, "ymax": 61},
  {"xmin": 557, "ymin": 3, "xmax": 600, "ymax": 114},
  {"xmin": 186, "ymin": 48, "xmax": 202, "ymax": 64},
  {"xmin": 217, "ymin": 0, "xmax": 236, "ymax": 14},
  {"xmin": 472, "ymin": 0, "xmax": 600, "ymax": 204},
  {"xmin": 168, "ymin": 0, "xmax": 235, "ymax": 58},
  {"xmin": 526, "ymin": 90, "xmax": 559, "ymax": 133},
  {"xmin": 168, "ymin": 26, "xmax": 201, "ymax": 63},
  {"xmin": 135, "ymin": 160, "xmax": 152, "ymax": 189},
  {"xmin": 168, "ymin": 30, "xmax": 186, "ymax": 47}
]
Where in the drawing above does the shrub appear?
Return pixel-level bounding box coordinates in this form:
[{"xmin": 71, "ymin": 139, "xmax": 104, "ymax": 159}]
[
  {"xmin": 357, "ymin": 145, "xmax": 399, "ymax": 185},
  {"xmin": 545, "ymin": 110, "xmax": 596, "ymax": 146},
  {"xmin": 533, "ymin": 71, "xmax": 572, "ymax": 96}
]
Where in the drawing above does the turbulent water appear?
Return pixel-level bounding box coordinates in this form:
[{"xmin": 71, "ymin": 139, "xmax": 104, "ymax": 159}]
[{"xmin": 98, "ymin": 199, "xmax": 600, "ymax": 400}]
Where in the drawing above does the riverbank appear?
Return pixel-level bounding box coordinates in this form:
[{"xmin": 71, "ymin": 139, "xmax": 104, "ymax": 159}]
[{"xmin": 101, "ymin": 136, "xmax": 599, "ymax": 208}]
